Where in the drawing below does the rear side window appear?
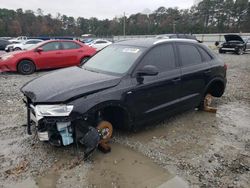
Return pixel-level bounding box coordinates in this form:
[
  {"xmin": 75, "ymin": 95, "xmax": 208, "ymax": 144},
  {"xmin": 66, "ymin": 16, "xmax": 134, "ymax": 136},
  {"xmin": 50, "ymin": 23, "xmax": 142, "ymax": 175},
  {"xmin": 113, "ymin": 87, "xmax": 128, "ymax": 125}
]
[
  {"xmin": 61, "ymin": 42, "xmax": 81, "ymax": 50},
  {"xmin": 139, "ymin": 44, "xmax": 176, "ymax": 72},
  {"xmin": 197, "ymin": 46, "xmax": 212, "ymax": 62},
  {"xmin": 178, "ymin": 44, "xmax": 202, "ymax": 66}
]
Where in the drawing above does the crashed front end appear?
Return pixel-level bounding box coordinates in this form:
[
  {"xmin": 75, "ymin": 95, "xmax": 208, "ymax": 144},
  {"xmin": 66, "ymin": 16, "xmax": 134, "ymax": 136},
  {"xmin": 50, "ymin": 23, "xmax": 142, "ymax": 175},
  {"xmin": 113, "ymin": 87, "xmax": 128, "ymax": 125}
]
[
  {"xmin": 26, "ymin": 99, "xmax": 75, "ymax": 146},
  {"xmin": 23, "ymin": 96, "xmax": 101, "ymax": 156}
]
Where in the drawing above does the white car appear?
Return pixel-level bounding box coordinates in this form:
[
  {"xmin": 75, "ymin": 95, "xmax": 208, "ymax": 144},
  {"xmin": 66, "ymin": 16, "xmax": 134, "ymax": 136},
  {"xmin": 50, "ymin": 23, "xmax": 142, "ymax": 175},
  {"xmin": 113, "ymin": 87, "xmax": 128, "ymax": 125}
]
[
  {"xmin": 5, "ymin": 39, "xmax": 43, "ymax": 52},
  {"xmin": 88, "ymin": 39, "xmax": 112, "ymax": 51},
  {"xmin": 8, "ymin": 36, "xmax": 28, "ymax": 43}
]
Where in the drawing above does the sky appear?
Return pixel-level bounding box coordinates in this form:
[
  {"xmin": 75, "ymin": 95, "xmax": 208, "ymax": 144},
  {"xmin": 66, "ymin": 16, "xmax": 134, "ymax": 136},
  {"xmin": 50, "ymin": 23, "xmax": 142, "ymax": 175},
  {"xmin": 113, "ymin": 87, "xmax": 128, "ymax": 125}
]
[{"xmin": 0, "ymin": 0, "xmax": 194, "ymax": 19}]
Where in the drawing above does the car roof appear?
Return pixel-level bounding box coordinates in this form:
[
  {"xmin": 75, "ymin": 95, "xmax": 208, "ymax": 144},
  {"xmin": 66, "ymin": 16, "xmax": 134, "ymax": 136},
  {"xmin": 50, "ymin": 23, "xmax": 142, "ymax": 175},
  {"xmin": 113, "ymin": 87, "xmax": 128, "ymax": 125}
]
[{"xmin": 115, "ymin": 38, "xmax": 198, "ymax": 48}]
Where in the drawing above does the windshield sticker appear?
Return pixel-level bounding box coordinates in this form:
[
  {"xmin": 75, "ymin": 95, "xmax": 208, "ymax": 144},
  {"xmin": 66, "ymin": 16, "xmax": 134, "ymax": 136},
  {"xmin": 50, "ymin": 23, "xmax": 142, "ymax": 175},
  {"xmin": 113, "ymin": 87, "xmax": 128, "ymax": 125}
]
[{"xmin": 122, "ymin": 48, "xmax": 140, "ymax": 53}]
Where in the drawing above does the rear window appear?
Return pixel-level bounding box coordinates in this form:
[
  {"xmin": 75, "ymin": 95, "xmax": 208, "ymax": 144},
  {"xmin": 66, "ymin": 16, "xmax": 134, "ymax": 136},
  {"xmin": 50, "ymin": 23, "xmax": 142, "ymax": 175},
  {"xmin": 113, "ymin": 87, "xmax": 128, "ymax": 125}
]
[
  {"xmin": 61, "ymin": 42, "xmax": 81, "ymax": 49},
  {"xmin": 197, "ymin": 46, "xmax": 212, "ymax": 62}
]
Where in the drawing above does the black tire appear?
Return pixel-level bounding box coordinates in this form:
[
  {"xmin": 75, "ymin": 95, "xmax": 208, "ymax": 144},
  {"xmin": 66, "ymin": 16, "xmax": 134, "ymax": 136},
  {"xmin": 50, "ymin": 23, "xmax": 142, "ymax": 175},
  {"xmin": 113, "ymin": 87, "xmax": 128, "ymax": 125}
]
[
  {"xmin": 80, "ymin": 57, "xmax": 90, "ymax": 66},
  {"xmin": 236, "ymin": 47, "xmax": 244, "ymax": 55},
  {"xmin": 14, "ymin": 47, "xmax": 22, "ymax": 51},
  {"xmin": 17, "ymin": 60, "xmax": 35, "ymax": 75}
]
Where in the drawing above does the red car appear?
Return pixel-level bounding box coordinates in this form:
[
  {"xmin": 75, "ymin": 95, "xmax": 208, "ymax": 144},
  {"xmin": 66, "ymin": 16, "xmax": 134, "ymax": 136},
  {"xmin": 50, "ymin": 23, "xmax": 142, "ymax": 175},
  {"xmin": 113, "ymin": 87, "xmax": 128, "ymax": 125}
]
[{"xmin": 0, "ymin": 40, "xmax": 96, "ymax": 74}]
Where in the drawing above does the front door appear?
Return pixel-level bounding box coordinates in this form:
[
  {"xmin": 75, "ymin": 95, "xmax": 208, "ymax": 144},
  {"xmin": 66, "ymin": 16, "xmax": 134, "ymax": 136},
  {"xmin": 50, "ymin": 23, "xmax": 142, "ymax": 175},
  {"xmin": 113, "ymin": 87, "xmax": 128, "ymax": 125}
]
[
  {"xmin": 34, "ymin": 41, "xmax": 64, "ymax": 69},
  {"xmin": 125, "ymin": 43, "xmax": 182, "ymax": 123}
]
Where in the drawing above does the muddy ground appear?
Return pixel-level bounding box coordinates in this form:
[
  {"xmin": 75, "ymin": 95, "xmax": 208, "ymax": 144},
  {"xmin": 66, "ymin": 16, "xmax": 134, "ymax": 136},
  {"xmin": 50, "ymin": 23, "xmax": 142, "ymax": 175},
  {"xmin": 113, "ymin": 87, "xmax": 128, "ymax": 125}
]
[{"xmin": 0, "ymin": 52, "xmax": 250, "ymax": 188}]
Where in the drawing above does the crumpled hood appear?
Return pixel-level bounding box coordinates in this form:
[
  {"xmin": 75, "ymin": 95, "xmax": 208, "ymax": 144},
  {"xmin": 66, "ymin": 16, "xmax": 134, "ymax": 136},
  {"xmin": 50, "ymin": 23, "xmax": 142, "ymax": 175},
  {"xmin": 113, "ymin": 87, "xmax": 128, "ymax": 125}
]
[
  {"xmin": 21, "ymin": 66, "xmax": 121, "ymax": 103},
  {"xmin": 224, "ymin": 35, "xmax": 244, "ymax": 42}
]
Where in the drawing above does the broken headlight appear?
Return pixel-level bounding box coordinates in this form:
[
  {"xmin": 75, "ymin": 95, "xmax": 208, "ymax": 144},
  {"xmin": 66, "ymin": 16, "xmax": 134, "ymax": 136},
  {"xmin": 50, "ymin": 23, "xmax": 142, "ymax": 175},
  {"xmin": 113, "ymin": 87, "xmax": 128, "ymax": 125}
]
[{"xmin": 35, "ymin": 105, "xmax": 74, "ymax": 117}]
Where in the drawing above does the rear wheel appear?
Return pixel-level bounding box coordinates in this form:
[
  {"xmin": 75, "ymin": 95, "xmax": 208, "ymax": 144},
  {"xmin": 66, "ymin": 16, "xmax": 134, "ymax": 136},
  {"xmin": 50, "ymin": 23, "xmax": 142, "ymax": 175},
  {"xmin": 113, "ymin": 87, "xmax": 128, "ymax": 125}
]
[
  {"xmin": 198, "ymin": 93, "xmax": 213, "ymax": 111},
  {"xmin": 17, "ymin": 60, "xmax": 35, "ymax": 75}
]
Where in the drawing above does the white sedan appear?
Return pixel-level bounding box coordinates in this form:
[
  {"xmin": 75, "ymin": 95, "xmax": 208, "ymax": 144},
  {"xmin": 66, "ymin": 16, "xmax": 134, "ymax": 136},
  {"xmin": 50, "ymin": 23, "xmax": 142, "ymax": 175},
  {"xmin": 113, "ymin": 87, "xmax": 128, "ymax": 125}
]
[
  {"xmin": 88, "ymin": 39, "xmax": 112, "ymax": 51},
  {"xmin": 5, "ymin": 39, "xmax": 43, "ymax": 52}
]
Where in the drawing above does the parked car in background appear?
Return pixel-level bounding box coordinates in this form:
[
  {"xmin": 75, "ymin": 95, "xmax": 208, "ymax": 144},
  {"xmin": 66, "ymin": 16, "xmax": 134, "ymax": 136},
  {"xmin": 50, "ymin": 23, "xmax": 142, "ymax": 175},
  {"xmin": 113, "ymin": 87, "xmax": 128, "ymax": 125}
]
[
  {"xmin": 219, "ymin": 34, "xmax": 250, "ymax": 55},
  {"xmin": 0, "ymin": 39, "xmax": 11, "ymax": 51},
  {"xmin": 0, "ymin": 40, "xmax": 96, "ymax": 74},
  {"xmin": 88, "ymin": 39, "xmax": 112, "ymax": 51},
  {"xmin": 82, "ymin": 38, "xmax": 94, "ymax": 45},
  {"xmin": 155, "ymin": 34, "xmax": 169, "ymax": 39},
  {"xmin": 8, "ymin": 36, "xmax": 28, "ymax": 43},
  {"xmin": 5, "ymin": 39, "xmax": 43, "ymax": 52},
  {"xmin": 20, "ymin": 38, "xmax": 227, "ymax": 151}
]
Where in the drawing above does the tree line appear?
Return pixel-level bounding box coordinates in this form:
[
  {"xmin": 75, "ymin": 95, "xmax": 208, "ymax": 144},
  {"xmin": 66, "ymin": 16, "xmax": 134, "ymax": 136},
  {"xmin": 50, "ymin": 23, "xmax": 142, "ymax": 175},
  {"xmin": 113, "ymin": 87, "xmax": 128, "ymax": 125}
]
[{"xmin": 0, "ymin": 0, "xmax": 249, "ymax": 37}]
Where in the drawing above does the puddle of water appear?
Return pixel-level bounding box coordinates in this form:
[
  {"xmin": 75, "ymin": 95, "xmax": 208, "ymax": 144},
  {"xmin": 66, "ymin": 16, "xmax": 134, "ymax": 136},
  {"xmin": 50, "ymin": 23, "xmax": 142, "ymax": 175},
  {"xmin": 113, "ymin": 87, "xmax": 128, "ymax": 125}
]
[
  {"xmin": 5, "ymin": 178, "xmax": 38, "ymax": 188},
  {"xmin": 35, "ymin": 153, "xmax": 76, "ymax": 188},
  {"xmin": 87, "ymin": 143, "xmax": 187, "ymax": 188},
  {"xmin": 36, "ymin": 173, "xmax": 59, "ymax": 188},
  {"xmin": 127, "ymin": 110, "xmax": 217, "ymax": 144}
]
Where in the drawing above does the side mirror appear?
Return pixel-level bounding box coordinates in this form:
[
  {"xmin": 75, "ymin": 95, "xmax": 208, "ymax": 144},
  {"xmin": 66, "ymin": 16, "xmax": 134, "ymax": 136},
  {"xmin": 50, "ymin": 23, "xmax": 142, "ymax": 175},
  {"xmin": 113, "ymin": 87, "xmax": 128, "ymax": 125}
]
[
  {"xmin": 36, "ymin": 47, "xmax": 43, "ymax": 52},
  {"xmin": 136, "ymin": 65, "xmax": 159, "ymax": 77}
]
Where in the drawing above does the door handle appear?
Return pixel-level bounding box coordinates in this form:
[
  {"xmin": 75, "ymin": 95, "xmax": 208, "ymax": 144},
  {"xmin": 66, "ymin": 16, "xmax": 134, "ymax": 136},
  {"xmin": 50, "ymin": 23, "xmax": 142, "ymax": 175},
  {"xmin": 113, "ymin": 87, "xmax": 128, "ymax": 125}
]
[
  {"xmin": 56, "ymin": 52, "xmax": 62, "ymax": 54},
  {"xmin": 172, "ymin": 78, "xmax": 181, "ymax": 83}
]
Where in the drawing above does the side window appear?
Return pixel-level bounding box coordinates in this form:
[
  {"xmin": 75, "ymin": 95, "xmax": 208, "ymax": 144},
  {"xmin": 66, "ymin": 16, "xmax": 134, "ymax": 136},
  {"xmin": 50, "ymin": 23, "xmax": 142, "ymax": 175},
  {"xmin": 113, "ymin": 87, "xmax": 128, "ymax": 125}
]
[
  {"xmin": 138, "ymin": 44, "xmax": 176, "ymax": 72},
  {"xmin": 197, "ymin": 46, "xmax": 212, "ymax": 62},
  {"xmin": 33, "ymin": 40, "xmax": 42, "ymax": 44},
  {"xmin": 42, "ymin": 42, "xmax": 61, "ymax": 51},
  {"xmin": 26, "ymin": 41, "xmax": 36, "ymax": 44},
  {"xmin": 178, "ymin": 44, "xmax": 202, "ymax": 66},
  {"xmin": 61, "ymin": 42, "xmax": 81, "ymax": 50}
]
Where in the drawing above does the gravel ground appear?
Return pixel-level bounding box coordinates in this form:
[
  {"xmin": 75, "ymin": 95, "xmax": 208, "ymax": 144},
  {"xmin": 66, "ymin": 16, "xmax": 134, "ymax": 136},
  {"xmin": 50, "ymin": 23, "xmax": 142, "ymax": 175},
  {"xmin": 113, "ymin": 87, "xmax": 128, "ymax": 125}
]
[{"xmin": 0, "ymin": 51, "xmax": 250, "ymax": 188}]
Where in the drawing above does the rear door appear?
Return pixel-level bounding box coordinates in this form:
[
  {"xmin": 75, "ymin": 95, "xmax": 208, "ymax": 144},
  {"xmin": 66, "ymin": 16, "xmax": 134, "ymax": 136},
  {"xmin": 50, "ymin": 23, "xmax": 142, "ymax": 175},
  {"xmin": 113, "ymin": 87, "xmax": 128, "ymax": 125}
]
[
  {"xmin": 34, "ymin": 41, "xmax": 64, "ymax": 69},
  {"xmin": 126, "ymin": 43, "xmax": 182, "ymax": 122},
  {"xmin": 177, "ymin": 42, "xmax": 212, "ymax": 108},
  {"xmin": 60, "ymin": 41, "xmax": 82, "ymax": 66}
]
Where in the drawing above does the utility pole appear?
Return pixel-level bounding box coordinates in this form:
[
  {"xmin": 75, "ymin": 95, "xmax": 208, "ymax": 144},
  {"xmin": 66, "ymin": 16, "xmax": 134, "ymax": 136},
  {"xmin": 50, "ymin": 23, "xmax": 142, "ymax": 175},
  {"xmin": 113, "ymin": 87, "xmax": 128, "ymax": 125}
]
[{"xmin": 123, "ymin": 12, "xmax": 126, "ymax": 36}]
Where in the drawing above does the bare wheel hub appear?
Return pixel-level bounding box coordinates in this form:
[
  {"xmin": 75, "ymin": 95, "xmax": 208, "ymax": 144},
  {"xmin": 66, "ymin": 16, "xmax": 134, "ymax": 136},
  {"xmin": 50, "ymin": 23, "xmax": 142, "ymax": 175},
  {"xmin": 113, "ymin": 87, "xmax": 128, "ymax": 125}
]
[
  {"xmin": 204, "ymin": 93, "xmax": 213, "ymax": 108},
  {"xmin": 97, "ymin": 121, "xmax": 113, "ymax": 144}
]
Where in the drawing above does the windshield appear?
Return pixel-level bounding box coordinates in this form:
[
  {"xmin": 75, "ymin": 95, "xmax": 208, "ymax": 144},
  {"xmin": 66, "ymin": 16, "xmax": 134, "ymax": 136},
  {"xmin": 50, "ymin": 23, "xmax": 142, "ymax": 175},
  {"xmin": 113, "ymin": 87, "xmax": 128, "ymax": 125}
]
[{"xmin": 83, "ymin": 45, "xmax": 144, "ymax": 75}]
